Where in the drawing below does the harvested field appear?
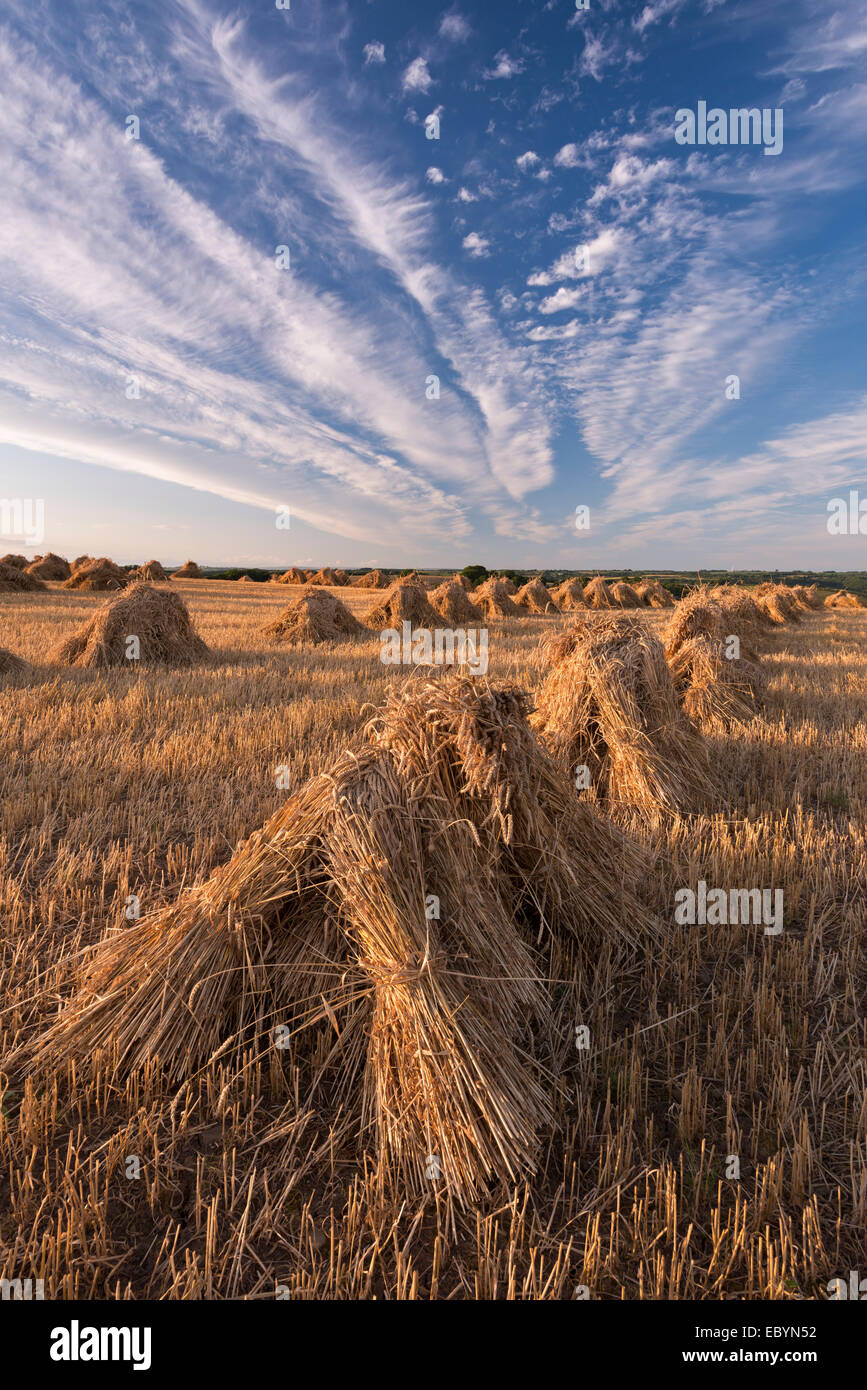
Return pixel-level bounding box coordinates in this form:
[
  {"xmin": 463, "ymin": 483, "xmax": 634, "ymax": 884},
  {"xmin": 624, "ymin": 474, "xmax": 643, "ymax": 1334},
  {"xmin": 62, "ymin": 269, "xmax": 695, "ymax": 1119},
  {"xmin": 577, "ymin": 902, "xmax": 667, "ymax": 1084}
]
[{"xmin": 0, "ymin": 578, "xmax": 864, "ymax": 1303}]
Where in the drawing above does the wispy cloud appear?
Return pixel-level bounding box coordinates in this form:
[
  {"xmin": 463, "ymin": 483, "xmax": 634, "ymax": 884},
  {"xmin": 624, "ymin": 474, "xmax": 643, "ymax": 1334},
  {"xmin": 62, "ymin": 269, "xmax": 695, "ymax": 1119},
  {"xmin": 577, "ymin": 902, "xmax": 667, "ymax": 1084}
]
[
  {"xmin": 439, "ymin": 11, "xmax": 472, "ymax": 43},
  {"xmin": 0, "ymin": 0, "xmax": 862, "ymax": 565},
  {"xmin": 483, "ymin": 50, "xmax": 524, "ymax": 80},
  {"xmin": 0, "ymin": 6, "xmax": 556, "ymax": 559},
  {"xmin": 402, "ymin": 56, "xmax": 433, "ymax": 92},
  {"xmin": 462, "ymin": 232, "xmax": 490, "ymax": 257}
]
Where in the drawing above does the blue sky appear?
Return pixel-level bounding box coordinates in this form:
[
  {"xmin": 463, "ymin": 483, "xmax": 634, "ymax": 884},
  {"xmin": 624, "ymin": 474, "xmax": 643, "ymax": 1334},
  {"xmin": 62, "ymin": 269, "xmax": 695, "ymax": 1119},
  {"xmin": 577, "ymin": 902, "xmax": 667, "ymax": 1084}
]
[{"xmin": 0, "ymin": 0, "xmax": 865, "ymax": 570}]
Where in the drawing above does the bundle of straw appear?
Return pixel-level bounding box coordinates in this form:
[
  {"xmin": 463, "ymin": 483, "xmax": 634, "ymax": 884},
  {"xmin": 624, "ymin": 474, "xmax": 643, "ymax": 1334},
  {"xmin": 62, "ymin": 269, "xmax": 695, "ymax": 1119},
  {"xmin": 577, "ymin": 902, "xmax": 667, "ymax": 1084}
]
[
  {"xmin": 0, "ymin": 646, "xmax": 28, "ymax": 674},
  {"xmin": 26, "ymin": 553, "xmax": 71, "ymax": 581},
  {"xmin": 364, "ymin": 581, "xmax": 440, "ymax": 629},
  {"xmin": 264, "ymin": 589, "xmax": 366, "ymax": 644},
  {"xmin": 610, "ymin": 581, "xmax": 643, "ymax": 609},
  {"xmin": 531, "ymin": 614, "xmax": 714, "ymax": 814},
  {"xmin": 132, "ymin": 560, "xmax": 169, "ymax": 582},
  {"xmin": 663, "ymin": 587, "xmax": 765, "ymax": 726},
  {"xmin": 0, "ymin": 563, "xmax": 47, "ymax": 593},
  {"xmin": 428, "ymin": 579, "xmax": 483, "ymax": 624},
  {"xmin": 64, "ymin": 558, "xmax": 127, "ymax": 591},
  {"xmin": 51, "ymin": 582, "xmax": 211, "ymax": 668},
  {"xmin": 351, "ymin": 569, "xmax": 389, "ymax": 589},
  {"xmin": 21, "ymin": 675, "xmax": 652, "ymax": 1198},
  {"xmin": 582, "ymin": 576, "xmax": 615, "ymax": 609},
  {"xmin": 753, "ymin": 583, "xmax": 801, "ymax": 625},
  {"xmin": 635, "ymin": 579, "xmax": 675, "ymax": 608},
  {"xmin": 825, "ymin": 589, "xmax": 864, "ymax": 609},
  {"xmin": 802, "ymin": 584, "xmax": 825, "ymax": 609},
  {"xmin": 473, "ymin": 578, "xmax": 520, "ymax": 619},
  {"xmin": 514, "ymin": 578, "xmax": 559, "ymax": 614},
  {"xmin": 551, "ymin": 579, "xmax": 586, "ymax": 610}
]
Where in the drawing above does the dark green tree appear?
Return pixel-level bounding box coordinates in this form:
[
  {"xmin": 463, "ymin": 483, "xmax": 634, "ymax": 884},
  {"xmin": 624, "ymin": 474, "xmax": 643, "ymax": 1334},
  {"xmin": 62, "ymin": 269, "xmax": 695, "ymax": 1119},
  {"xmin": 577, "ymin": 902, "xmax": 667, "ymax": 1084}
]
[{"xmin": 461, "ymin": 564, "xmax": 488, "ymax": 587}]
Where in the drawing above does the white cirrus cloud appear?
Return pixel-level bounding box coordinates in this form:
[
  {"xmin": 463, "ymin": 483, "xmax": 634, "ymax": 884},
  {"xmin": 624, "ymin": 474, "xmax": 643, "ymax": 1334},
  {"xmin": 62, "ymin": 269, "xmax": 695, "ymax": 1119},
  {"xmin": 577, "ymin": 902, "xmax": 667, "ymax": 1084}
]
[
  {"xmin": 633, "ymin": 0, "xmax": 688, "ymax": 36},
  {"xmin": 772, "ymin": 8, "xmax": 867, "ymax": 76},
  {"xmin": 363, "ymin": 41, "xmax": 385, "ymax": 65},
  {"xmin": 0, "ymin": 12, "xmax": 555, "ymax": 562}
]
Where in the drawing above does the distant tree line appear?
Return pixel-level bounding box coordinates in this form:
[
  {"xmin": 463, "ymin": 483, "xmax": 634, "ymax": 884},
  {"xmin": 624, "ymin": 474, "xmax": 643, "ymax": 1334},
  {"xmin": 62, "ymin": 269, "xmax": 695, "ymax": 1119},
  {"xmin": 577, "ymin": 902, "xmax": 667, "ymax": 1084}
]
[{"xmin": 196, "ymin": 564, "xmax": 867, "ymax": 600}]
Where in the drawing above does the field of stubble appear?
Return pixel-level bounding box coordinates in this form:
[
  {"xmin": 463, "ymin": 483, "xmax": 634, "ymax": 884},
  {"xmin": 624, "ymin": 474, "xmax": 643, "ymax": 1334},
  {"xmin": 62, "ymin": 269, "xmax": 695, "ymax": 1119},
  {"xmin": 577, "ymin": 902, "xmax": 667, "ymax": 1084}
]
[{"xmin": 1, "ymin": 580, "xmax": 865, "ymax": 1299}]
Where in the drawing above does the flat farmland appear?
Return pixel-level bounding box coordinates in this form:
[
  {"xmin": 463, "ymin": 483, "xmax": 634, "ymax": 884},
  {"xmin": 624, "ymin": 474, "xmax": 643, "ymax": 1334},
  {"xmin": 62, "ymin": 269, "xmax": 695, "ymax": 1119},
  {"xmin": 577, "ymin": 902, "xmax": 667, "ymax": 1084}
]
[{"xmin": 0, "ymin": 583, "xmax": 864, "ymax": 1299}]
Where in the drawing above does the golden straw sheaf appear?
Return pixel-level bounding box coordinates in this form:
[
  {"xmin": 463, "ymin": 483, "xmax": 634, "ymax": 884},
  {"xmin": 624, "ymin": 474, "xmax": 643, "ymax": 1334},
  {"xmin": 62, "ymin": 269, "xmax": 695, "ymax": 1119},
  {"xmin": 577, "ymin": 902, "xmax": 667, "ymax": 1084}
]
[{"xmin": 15, "ymin": 672, "xmax": 654, "ymax": 1200}]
